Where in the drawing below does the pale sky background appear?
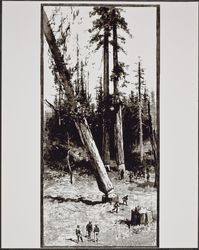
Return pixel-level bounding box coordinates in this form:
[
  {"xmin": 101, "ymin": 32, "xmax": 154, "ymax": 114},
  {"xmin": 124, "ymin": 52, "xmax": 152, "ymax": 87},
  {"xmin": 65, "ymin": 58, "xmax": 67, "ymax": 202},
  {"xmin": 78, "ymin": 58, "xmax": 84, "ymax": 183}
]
[{"xmin": 44, "ymin": 6, "xmax": 156, "ymax": 107}]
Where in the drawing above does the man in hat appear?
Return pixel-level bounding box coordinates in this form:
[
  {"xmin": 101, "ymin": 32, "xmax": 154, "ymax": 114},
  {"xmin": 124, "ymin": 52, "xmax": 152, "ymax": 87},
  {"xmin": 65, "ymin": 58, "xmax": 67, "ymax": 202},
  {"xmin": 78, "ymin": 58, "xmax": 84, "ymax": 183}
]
[
  {"xmin": 86, "ymin": 221, "xmax": 93, "ymax": 239},
  {"xmin": 129, "ymin": 172, "xmax": 133, "ymax": 182},
  {"xmin": 75, "ymin": 225, "xmax": 83, "ymax": 243},
  {"xmin": 122, "ymin": 195, "xmax": 128, "ymax": 206},
  {"xmin": 112, "ymin": 201, "xmax": 120, "ymax": 213},
  {"xmin": 93, "ymin": 224, "xmax": 100, "ymax": 242}
]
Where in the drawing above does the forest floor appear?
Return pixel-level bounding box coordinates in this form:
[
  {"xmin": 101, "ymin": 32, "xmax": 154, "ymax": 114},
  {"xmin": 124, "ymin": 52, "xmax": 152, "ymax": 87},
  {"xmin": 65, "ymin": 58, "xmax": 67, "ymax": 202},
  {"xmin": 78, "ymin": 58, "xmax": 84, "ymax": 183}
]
[{"xmin": 43, "ymin": 166, "xmax": 157, "ymax": 247}]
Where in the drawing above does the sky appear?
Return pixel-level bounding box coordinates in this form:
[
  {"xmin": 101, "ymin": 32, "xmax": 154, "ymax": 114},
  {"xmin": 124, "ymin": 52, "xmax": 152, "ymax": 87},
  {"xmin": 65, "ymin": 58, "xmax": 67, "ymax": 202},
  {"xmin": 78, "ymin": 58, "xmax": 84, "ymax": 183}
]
[{"xmin": 43, "ymin": 5, "xmax": 157, "ymax": 108}]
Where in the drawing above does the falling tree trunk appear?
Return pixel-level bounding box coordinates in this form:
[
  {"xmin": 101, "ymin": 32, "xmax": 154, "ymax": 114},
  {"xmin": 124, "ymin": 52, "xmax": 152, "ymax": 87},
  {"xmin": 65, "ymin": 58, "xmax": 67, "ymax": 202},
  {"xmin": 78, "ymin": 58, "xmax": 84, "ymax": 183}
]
[
  {"xmin": 76, "ymin": 117, "xmax": 113, "ymax": 193},
  {"xmin": 43, "ymin": 10, "xmax": 114, "ymax": 197},
  {"xmin": 138, "ymin": 62, "xmax": 144, "ymax": 164},
  {"xmin": 102, "ymin": 27, "xmax": 111, "ymax": 170},
  {"xmin": 112, "ymin": 10, "xmax": 125, "ymax": 171}
]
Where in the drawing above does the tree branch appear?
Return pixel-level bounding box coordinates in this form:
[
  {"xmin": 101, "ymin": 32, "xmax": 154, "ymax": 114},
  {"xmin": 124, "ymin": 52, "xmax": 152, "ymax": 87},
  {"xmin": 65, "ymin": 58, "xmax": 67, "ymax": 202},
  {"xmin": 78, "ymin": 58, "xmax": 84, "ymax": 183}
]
[{"xmin": 45, "ymin": 99, "xmax": 57, "ymax": 112}]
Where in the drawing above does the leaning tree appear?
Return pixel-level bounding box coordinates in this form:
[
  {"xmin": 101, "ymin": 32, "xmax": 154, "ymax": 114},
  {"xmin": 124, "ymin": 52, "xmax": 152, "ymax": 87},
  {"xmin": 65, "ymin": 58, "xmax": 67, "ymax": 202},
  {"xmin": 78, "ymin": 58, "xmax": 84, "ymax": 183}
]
[{"xmin": 43, "ymin": 9, "xmax": 115, "ymax": 198}]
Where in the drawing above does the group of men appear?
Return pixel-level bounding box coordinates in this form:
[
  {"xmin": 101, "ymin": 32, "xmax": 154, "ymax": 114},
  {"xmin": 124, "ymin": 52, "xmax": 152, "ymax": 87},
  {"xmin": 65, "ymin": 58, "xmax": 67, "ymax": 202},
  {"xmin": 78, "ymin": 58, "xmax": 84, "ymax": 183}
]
[
  {"xmin": 112, "ymin": 195, "xmax": 128, "ymax": 213},
  {"xmin": 120, "ymin": 168, "xmax": 150, "ymax": 182},
  {"xmin": 75, "ymin": 221, "xmax": 100, "ymax": 243},
  {"xmin": 75, "ymin": 167, "xmax": 151, "ymax": 244}
]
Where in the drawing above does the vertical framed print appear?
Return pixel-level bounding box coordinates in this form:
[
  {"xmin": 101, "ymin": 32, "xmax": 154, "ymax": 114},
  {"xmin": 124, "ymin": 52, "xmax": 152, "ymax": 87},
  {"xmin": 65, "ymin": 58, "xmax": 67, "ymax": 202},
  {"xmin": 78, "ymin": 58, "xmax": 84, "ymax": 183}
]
[{"xmin": 1, "ymin": 1, "xmax": 198, "ymax": 249}]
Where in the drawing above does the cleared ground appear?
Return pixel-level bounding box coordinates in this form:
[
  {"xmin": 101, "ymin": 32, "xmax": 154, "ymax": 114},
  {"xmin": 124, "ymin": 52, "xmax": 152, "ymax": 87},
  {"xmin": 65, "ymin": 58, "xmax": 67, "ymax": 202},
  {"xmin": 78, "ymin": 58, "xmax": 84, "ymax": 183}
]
[{"xmin": 43, "ymin": 167, "xmax": 157, "ymax": 247}]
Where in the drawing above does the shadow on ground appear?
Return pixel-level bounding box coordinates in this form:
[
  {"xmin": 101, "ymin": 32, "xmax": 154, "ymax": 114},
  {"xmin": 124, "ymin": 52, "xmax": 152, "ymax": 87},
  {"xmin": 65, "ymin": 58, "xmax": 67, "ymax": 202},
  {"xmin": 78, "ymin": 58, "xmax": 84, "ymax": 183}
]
[
  {"xmin": 44, "ymin": 195, "xmax": 104, "ymax": 206},
  {"xmin": 118, "ymin": 219, "xmax": 131, "ymax": 229}
]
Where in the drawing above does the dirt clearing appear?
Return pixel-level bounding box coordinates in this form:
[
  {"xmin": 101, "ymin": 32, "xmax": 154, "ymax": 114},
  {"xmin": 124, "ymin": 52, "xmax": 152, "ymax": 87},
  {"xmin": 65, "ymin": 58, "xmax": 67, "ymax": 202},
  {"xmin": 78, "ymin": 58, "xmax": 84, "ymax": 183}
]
[{"xmin": 43, "ymin": 168, "xmax": 157, "ymax": 247}]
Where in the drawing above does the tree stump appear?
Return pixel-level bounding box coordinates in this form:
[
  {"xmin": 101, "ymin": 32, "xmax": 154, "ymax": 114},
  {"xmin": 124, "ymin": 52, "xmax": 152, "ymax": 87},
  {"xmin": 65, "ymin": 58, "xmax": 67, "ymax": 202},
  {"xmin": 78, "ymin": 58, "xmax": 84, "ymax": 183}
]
[{"xmin": 131, "ymin": 207, "xmax": 153, "ymax": 225}]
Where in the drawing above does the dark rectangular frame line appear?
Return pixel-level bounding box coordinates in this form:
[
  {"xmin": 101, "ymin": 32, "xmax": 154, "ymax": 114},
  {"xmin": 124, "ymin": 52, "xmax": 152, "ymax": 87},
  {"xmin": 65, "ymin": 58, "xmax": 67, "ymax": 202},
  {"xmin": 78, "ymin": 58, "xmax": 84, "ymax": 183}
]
[{"xmin": 40, "ymin": 3, "xmax": 160, "ymax": 248}]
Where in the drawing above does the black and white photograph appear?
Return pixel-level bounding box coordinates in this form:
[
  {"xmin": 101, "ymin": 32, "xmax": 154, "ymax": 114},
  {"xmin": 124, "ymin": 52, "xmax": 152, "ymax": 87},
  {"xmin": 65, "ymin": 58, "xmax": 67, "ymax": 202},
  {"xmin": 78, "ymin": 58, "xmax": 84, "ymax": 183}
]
[
  {"xmin": 42, "ymin": 4, "xmax": 159, "ymax": 247},
  {"xmin": 1, "ymin": 1, "xmax": 198, "ymax": 249}
]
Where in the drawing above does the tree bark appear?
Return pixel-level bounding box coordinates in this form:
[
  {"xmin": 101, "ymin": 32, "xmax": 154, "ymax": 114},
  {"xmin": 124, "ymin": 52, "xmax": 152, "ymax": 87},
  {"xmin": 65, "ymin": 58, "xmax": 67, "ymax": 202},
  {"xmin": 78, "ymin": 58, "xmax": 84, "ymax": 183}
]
[
  {"xmin": 115, "ymin": 104, "xmax": 125, "ymax": 169},
  {"xmin": 58, "ymin": 78, "xmax": 62, "ymax": 126},
  {"xmin": 138, "ymin": 62, "xmax": 144, "ymax": 164},
  {"xmin": 43, "ymin": 10, "xmax": 114, "ymax": 196},
  {"xmin": 148, "ymin": 100, "xmax": 158, "ymax": 167},
  {"xmin": 112, "ymin": 10, "xmax": 125, "ymax": 171},
  {"xmin": 75, "ymin": 34, "xmax": 80, "ymax": 96},
  {"xmin": 66, "ymin": 150, "xmax": 73, "ymax": 184},
  {"xmin": 75, "ymin": 117, "xmax": 113, "ymax": 194},
  {"xmin": 102, "ymin": 27, "xmax": 110, "ymax": 170}
]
